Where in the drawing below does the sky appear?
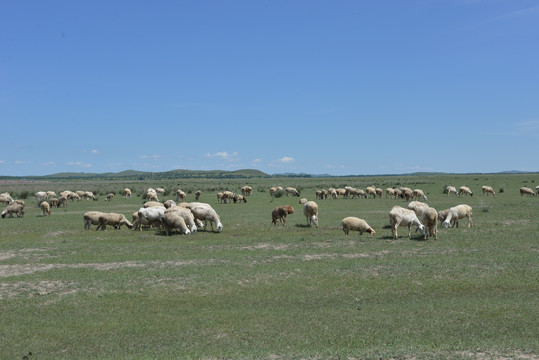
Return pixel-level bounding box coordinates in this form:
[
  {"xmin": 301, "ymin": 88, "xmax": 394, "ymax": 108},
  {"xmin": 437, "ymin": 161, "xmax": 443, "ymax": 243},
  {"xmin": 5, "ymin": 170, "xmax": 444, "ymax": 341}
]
[{"xmin": 1, "ymin": 0, "xmax": 538, "ymax": 177}]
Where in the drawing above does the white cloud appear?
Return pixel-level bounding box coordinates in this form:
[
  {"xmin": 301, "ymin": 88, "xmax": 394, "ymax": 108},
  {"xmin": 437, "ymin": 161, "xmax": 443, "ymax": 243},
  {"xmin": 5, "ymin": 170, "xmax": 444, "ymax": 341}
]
[
  {"xmin": 252, "ymin": 158, "xmax": 262, "ymax": 163},
  {"xmin": 43, "ymin": 161, "xmax": 56, "ymax": 167},
  {"xmin": 15, "ymin": 160, "xmax": 32, "ymax": 165},
  {"xmin": 67, "ymin": 161, "xmax": 92, "ymax": 168},
  {"xmin": 139, "ymin": 154, "xmax": 163, "ymax": 160},
  {"xmin": 91, "ymin": 149, "xmax": 100, "ymax": 154},
  {"xmin": 205, "ymin": 151, "xmax": 239, "ymax": 161},
  {"xmin": 277, "ymin": 156, "xmax": 295, "ymax": 164}
]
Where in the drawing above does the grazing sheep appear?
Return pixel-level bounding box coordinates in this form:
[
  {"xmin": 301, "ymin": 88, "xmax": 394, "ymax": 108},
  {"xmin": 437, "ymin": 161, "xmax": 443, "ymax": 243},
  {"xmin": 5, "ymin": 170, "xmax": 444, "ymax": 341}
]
[
  {"xmin": 34, "ymin": 191, "xmax": 48, "ymax": 203},
  {"xmin": 123, "ymin": 188, "xmax": 132, "ymax": 198},
  {"xmin": 459, "ymin": 186, "xmax": 473, "ymax": 197},
  {"xmin": 49, "ymin": 198, "xmax": 59, "ymax": 207},
  {"xmin": 176, "ymin": 189, "xmax": 187, "ymax": 201},
  {"xmin": 341, "ymin": 217, "xmax": 375, "ymax": 237},
  {"xmin": 365, "ymin": 186, "xmax": 377, "ymax": 198},
  {"xmin": 420, "ymin": 207, "xmax": 438, "ymax": 240},
  {"xmin": 482, "ymin": 186, "xmax": 495, "ymax": 196},
  {"xmin": 143, "ymin": 201, "xmax": 165, "ymax": 208},
  {"xmin": 407, "ymin": 201, "xmax": 430, "ymax": 217},
  {"xmin": 97, "ymin": 213, "xmax": 134, "ymax": 231},
  {"xmin": 195, "ymin": 190, "xmax": 202, "ymax": 200},
  {"xmin": 241, "ymin": 186, "xmax": 252, "ymax": 196},
  {"xmin": 162, "ymin": 211, "xmax": 190, "ymax": 235},
  {"xmin": 375, "ymin": 188, "xmax": 383, "ymax": 198},
  {"xmin": 299, "ymin": 197, "xmax": 308, "ymax": 204},
  {"xmin": 187, "ymin": 202, "xmax": 223, "ymax": 232},
  {"xmin": 156, "ymin": 188, "xmax": 166, "ymax": 195},
  {"xmin": 0, "ymin": 194, "xmax": 13, "ymax": 206},
  {"xmin": 442, "ymin": 204, "xmax": 473, "ymax": 228},
  {"xmin": 271, "ymin": 205, "xmax": 294, "ymax": 226},
  {"xmin": 413, "ymin": 189, "xmax": 428, "ymax": 201},
  {"xmin": 223, "ymin": 191, "xmax": 235, "ymax": 203},
  {"xmin": 352, "ymin": 188, "xmax": 366, "ymax": 199},
  {"xmin": 166, "ymin": 206, "xmax": 198, "ymax": 233},
  {"xmin": 437, "ymin": 209, "xmax": 450, "ymax": 225},
  {"xmin": 135, "ymin": 207, "xmax": 165, "ymax": 231},
  {"xmin": 285, "ymin": 187, "xmax": 300, "ymax": 197},
  {"xmin": 105, "ymin": 193, "xmax": 115, "ymax": 201},
  {"xmin": 12, "ymin": 199, "xmax": 25, "ymax": 207},
  {"xmin": 40, "ymin": 201, "xmax": 51, "ymax": 216},
  {"xmin": 146, "ymin": 192, "xmax": 159, "ymax": 202},
  {"xmin": 2, "ymin": 203, "xmax": 25, "ymax": 218},
  {"xmin": 393, "ymin": 188, "xmax": 403, "ymax": 199},
  {"xmin": 233, "ymin": 194, "xmax": 247, "ymax": 203},
  {"xmin": 269, "ymin": 187, "xmax": 277, "ymax": 197},
  {"xmin": 163, "ymin": 200, "xmax": 177, "ymax": 209},
  {"xmin": 520, "ymin": 187, "xmax": 535, "ymax": 196},
  {"xmin": 303, "ymin": 201, "xmax": 319, "ymax": 228},
  {"xmin": 83, "ymin": 211, "xmax": 106, "ymax": 230},
  {"xmin": 402, "ymin": 189, "xmax": 414, "ymax": 201},
  {"xmin": 536, "ymin": 186, "xmax": 539, "ymax": 196},
  {"xmin": 328, "ymin": 188, "xmax": 338, "ymax": 199},
  {"xmin": 57, "ymin": 196, "xmax": 68, "ymax": 209},
  {"xmin": 446, "ymin": 186, "xmax": 458, "ymax": 196},
  {"xmin": 83, "ymin": 191, "xmax": 97, "ymax": 201},
  {"xmin": 386, "ymin": 188, "xmax": 396, "ymax": 199},
  {"xmin": 46, "ymin": 191, "xmax": 57, "ymax": 199},
  {"xmin": 389, "ymin": 205, "xmax": 425, "ymax": 239},
  {"xmin": 217, "ymin": 192, "xmax": 225, "ymax": 203}
]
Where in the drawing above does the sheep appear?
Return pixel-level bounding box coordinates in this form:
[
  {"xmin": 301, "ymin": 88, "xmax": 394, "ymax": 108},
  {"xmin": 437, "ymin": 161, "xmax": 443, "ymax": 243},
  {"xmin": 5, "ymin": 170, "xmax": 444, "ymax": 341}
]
[
  {"xmin": 407, "ymin": 201, "xmax": 430, "ymax": 217},
  {"xmin": 482, "ymin": 186, "xmax": 495, "ymax": 196},
  {"xmin": 520, "ymin": 187, "xmax": 535, "ymax": 196},
  {"xmin": 233, "ymin": 194, "xmax": 247, "ymax": 203},
  {"xmin": 386, "ymin": 188, "xmax": 396, "ymax": 199},
  {"xmin": 0, "ymin": 194, "xmax": 13, "ymax": 206},
  {"xmin": 389, "ymin": 205, "xmax": 425, "ymax": 239},
  {"xmin": 536, "ymin": 186, "xmax": 539, "ymax": 196},
  {"xmin": 420, "ymin": 207, "xmax": 438, "ymax": 240},
  {"xmin": 146, "ymin": 192, "xmax": 159, "ymax": 202},
  {"xmin": 442, "ymin": 204, "xmax": 473, "ymax": 228},
  {"xmin": 49, "ymin": 198, "xmax": 59, "ymax": 207},
  {"xmin": 176, "ymin": 189, "xmax": 187, "ymax": 201},
  {"xmin": 298, "ymin": 197, "xmax": 308, "ymax": 204},
  {"xmin": 303, "ymin": 201, "xmax": 319, "ymax": 228},
  {"xmin": 40, "ymin": 201, "xmax": 51, "ymax": 216},
  {"xmin": 97, "ymin": 213, "xmax": 134, "ymax": 231},
  {"xmin": 241, "ymin": 186, "xmax": 252, "ymax": 196},
  {"xmin": 166, "ymin": 206, "xmax": 198, "ymax": 233},
  {"xmin": 269, "ymin": 187, "xmax": 277, "ymax": 197},
  {"xmin": 223, "ymin": 191, "xmax": 235, "ymax": 203},
  {"xmin": 413, "ymin": 189, "xmax": 428, "ymax": 201},
  {"xmin": 375, "ymin": 188, "xmax": 383, "ymax": 198},
  {"xmin": 437, "ymin": 209, "xmax": 450, "ymax": 225},
  {"xmin": 195, "ymin": 190, "xmax": 202, "ymax": 200},
  {"xmin": 393, "ymin": 188, "xmax": 403, "ymax": 199},
  {"xmin": 46, "ymin": 191, "xmax": 57, "ymax": 199},
  {"xmin": 143, "ymin": 201, "xmax": 165, "ymax": 208},
  {"xmin": 217, "ymin": 192, "xmax": 225, "ymax": 203},
  {"xmin": 162, "ymin": 211, "xmax": 190, "ymax": 236},
  {"xmin": 446, "ymin": 186, "xmax": 458, "ymax": 196},
  {"xmin": 459, "ymin": 186, "xmax": 473, "ymax": 197},
  {"xmin": 163, "ymin": 200, "xmax": 177, "ymax": 209},
  {"xmin": 84, "ymin": 211, "xmax": 106, "ymax": 230},
  {"xmin": 156, "ymin": 187, "xmax": 166, "ymax": 195},
  {"xmin": 134, "ymin": 207, "xmax": 165, "ymax": 231},
  {"xmin": 186, "ymin": 202, "xmax": 223, "ymax": 232},
  {"xmin": 341, "ymin": 217, "xmax": 375, "ymax": 237},
  {"xmin": 365, "ymin": 186, "xmax": 377, "ymax": 198},
  {"xmin": 402, "ymin": 189, "xmax": 414, "ymax": 201},
  {"xmin": 57, "ymin": 196, "xmax": 68, "ymax": 209},
  {"xmin": 335, "ymin": 188, "xmax": 347, "ymax": 198},
  {"xmin": 12, "ymin": 199, "xmax": 25, "ymax": 207},
  {"xmin": 34, "ymin": 191, "xmax": 48, "ymax": 203},
  {"xmin": 329, "ymin": 188, "xmax": 338, "ymax": 199},
  {"xmin": 105, "ymin": 193, "xmax": 115, "ymax": 201},
  {"xmin": 123, "ymin": 188, "xmax": 132, "ymax": 198},
  {"xmin": 82, "ymin": 191, "xmax": 97, "ymax": 201},
  {"xmin": 2, "ymin": 203, "xmax": 25, "ymax": 218},
  {"xmin": 271, "ymin": 205, "xmax": 294, "ymax": 226}
]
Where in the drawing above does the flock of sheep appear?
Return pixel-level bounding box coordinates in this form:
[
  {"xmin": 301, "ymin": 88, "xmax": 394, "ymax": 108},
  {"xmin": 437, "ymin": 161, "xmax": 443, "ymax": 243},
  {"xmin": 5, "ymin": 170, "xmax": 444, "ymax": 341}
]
[{"xmin": 1, "ymin": 183, "xmax": 538, "ymax": 239}]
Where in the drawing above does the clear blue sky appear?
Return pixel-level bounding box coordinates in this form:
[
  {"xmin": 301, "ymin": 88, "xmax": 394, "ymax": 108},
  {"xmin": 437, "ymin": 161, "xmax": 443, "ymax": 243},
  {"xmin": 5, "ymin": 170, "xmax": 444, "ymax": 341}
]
[{"xmin": 1, "ymin": 1, "xmax": 538, "ymax": 176}]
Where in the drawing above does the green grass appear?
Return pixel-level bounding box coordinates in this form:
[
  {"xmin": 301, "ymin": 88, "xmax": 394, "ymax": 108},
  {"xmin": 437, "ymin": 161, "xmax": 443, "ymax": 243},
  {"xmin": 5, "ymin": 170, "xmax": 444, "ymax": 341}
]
[{"xmin": 0, "ymin": 174, "xmax": 538, "ymax": 359}]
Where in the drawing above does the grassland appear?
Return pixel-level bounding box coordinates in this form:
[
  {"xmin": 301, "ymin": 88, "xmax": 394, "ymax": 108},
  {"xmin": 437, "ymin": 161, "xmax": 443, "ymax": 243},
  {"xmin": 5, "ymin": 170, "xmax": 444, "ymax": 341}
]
[{"xmin": 1, "ymin": 174, "xmax": 538, "ymax": 359}]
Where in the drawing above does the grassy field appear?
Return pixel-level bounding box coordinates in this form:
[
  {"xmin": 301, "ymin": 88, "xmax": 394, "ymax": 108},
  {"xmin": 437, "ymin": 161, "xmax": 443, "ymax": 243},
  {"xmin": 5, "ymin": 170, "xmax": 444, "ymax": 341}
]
[{"xmin": 1, "ymin": 174, "xmax": 538, "ymax": 359}]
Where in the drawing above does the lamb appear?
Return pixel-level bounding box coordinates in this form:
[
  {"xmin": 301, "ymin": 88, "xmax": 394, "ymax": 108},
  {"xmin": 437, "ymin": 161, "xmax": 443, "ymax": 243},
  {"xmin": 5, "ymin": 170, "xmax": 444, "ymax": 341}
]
[
  {"xmin": 482, "ymin": 186, "xmax": 495, "ymax": 196},
  {"xmin": 389, "ymin": 205, "xmax": 425, "ymax": 239},
  {"xmin": 233, "ymin": 194, "xmax": 247, "ymax": 203},
  {"xmin": 165, "ymin": 206, "xmax": 198, "ymax": 233},
  {"xmin": 271, "ymin": 205, "xmax": 294, "ymax": 226},
  {"xmin": 134, "ymin": 207, "xmax": 165, "ymax": 231},
  {"xmin": 303, "ymin": 201, "xmax": 319, "ymax": 228},
  {"xmin": 442, "ymin": 204, "xmax": 473, "ymax": 228},
  {"xmin": 123, "ymin": 188, "xmax": 132, "ymax": 198},
  {"xmin": 2, "ymin": 203, "xmax": 25, "ymax": 218},
  {"xmin": 40, "ymin": 201, "xmax": 51, "ymax": 216},
  {"xmin": 186, "ymin": 202, "xmax": 223, "ymax": 232},
  {"xmin": 105, "ymin": 193, "xmax": 115, "ymax": 201},
  {"xmin": 162, "ymin": 211, "xmax": 190, "ymax": 235},
  {"xmin": 459, "ymin": 186, "xmax": 473, "ymax": 197},
  {"xmin": 285, "ymin": 187, "xmax": 300, "ymax": 197},
  {"xmin": 420, "ymin": 207, "xmax": 438, "ymax": 240},
  {"xmin": 413, "ymin": 189, "xmax": 428, "ymax": 201},
  {"xmin": 341, "ymin": 217, "xmax": 375, "ymax": 237},
  {"xmin": 97, "ymin": 213, "xmax": 134, "ymax": 231},
  {"xmin": 520, "ymin": 187, "xmax": 535, "ymax": 196},
  {"xmin": 407, "ymin": 201, "xmax": 430, "ymax": 217},
  {"xmin": 446, "ymin": 186, "xmax": 458, "ymax": 196}
]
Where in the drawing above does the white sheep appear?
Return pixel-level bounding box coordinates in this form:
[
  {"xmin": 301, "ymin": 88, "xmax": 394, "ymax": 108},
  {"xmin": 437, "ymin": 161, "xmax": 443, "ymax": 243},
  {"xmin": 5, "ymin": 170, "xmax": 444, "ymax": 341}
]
[
  {"xmin": 459, "ymin": 186, "xmax": 473, "ymax": 197},
  {"xmin": 156, "ymin": 187, "xmax": 166, "ymax": 195},
  {"xmin": 241, "ymin": 186, "xmax": 252, "ymax": 196},
  {"xmin": 442, "ymin": 204, "xmax": 473, "ymax": 228},
  {"xmin": 84, "ymin": 211, "xmax": 106, "ymax": 230},
  {"xmin": 285, "ymin": 187, "xmax": 300, "ymax": 197},
  {"xmin": 176, "ymin": 189, "xmax": 187, "ymax": 202},
  {"xmin": 437, "ymin": 209, "xmax": 450, "ymax": 225},
  {"xmin": 134, "ymin": 207, "xmax": 165, "ymax": 231},
  {"xmin": 46, "ymin": 191, "xmax": 57, "ymax": 199},
  {"xmin": 386, "ymin": 188, "xmax": 396, "ymax": 199},
  {"xmin": 233, "ymin": 194, "xmax": 247, "ymax": 203},
  {"xmin": 166, "ymin": 206, "xmax": 198, "ymax": 233},
  {"xmin": 143, "ymin": 201, "xmax": 165, "ymax": 208},
  {"xmin": 97, "ymin": 213, "xmax": 134, "ymax": 231},
  {"xmin": 34, "ymin": 191, "xmax": 48, "ymax": 203},
  {"xmin": 341, "ymin": 217, "xmax": 375, "ymax": 237},
  {"xmin": 365, "ymin": 186, "xmax": 377, "ymax": 198},
  {"xmin": 187, "ymin": 202, "xmax": 223, "ymax": 232},
  {"xmin": 123, "ymin": 188, "xmax": 132, "ymax": 198},
  {"xmin": 2, "ymin": 203, "xmax": 25, "ymax": 218},
  {"xmin": 162, "ymin": 211, "xmax": 190, "ymax": 235},
  {"xmin": 420, "ymin": 207, "xmax": 438, "ymax": 241},
  {"xmin": 482, "ymin": 186, "xmax": 495, "ymax": 196},
  {"xmin": 536, "ymin": 186, "xmax": 539, "ymax": 196},
  {"xmin": 303, "ymin": 201, "xmax": 319, "ymax": 228},
  {"xmin": 389, "ymin": 205, "xmax": 425, "ymax": 239},
  {"xmin": 413, "ymin": 189, "xmax": 427, "ymax": 201},
  {"xmin": 195, "ymin": 190, "xmax": 202, "ymax": 200},
  {"xmin": 40, "ymin": 201, "xmax": 51, "ymax": 216},
  {"xmin": 298, "ymin": 197, "xmax": 308, "ymax": 204},
  {"xmin": 163, "ymin": 200, "xmax": 177, "ymax": 209},
  {"xmin": 271, "ymin": 205, "xmax": 294, "ymax": 226},
  {"xmin": 83, "ymin": 191, "xmax": 97, "ymax": 201},
  {"xmin": 520, "ymin": 187, "xmax": 535, "ymax": 196},
  {"xmin": 0, "ymin": 194, "xmax": 13, "ymax": 206},
  {"xmin": 407, "ymin": 201, "xmax": 430, "ymax": 217},
  {"xmin": 105, "ymin": 193, "xmax": 115, "ymax": 201},
  {"xmin": 446, "ymin": 186, "xmax": 458, "ymax": 196}
]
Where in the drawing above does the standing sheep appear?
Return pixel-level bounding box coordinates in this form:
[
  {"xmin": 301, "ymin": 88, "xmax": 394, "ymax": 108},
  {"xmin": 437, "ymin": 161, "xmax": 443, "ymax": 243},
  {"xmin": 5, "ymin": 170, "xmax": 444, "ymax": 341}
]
[
  {"xmin": 389, "ymin": 205, "xmax": 425, "ymax": 239},
  {"xmin": 40, "ymin": 201, "xmax": 51, "ymax": 216},
  {"xmin": 83, "ymin": 211, "xmax": 106, "ymax": 230},
  {"xmin": 420, "ymin": 207, "xmax": 438, "ymax": 241},
  {"xmin": 482, "ymin": 186, "xmax": 495, "ymax": 196},
  {"xmin": 520, "ymin": 187, "xmax": 535, "ymax": 196},
  {"xmin": 187, "ymin": 202, "xmax": 223, "ymax": 232},
  {"xmin": 285, "ymin": 187, "xmax": 300, "ymax": 197},
  {"xmin": 407, "ymin": 201, "xmax": 430, "ymax": 217},
  {"xmin": 442, "ymin": 204, "xmax": 473, "ymax": 228},
  {"xmin": 97, "ymin": 213, "xmax": 134, "ymax": 231},
  {"xmin": 413, "ymin": 189, "xmax": 428, "ymax": 201},
  {"xmin": 303, "ymin": 201, "xmax": 319, "ymax": 228},
  {"xmin": 459, "ymin": 186, "xmax": 473, "ymax": 197},
  {"xmin": 162, "ymin": 211, "xmax": 190, "ymax": 235},
  {"xmin": 2, "ymin": 203, "xmax": 25, "ymax": 218},
  {"xmin": 271, "ymin": 205, "xmax": 294, "ymax": 226},
  {"xmin": 123, "ymin": 188, "xmax": 132, "ymax": 198},
  {"xmin": 105, "ymin": 193, "xmax": 115, "ymax": 201},
  {"xmin": 166, "ymin": 206, "xmax": 198, "ymax": 233},
  {"xmin": 341, "ymin": 217, "xmax": 375, "ymax": 237},
  {"xmin": 195, "ymin": 190, "xmax": 202, "ymax": 201},
  {"xmin": 446, "ymin": 186, "xmax": 458, "ymax": 196}
]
